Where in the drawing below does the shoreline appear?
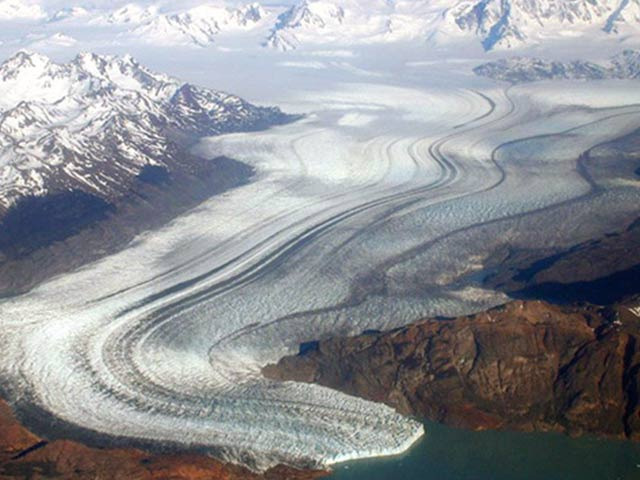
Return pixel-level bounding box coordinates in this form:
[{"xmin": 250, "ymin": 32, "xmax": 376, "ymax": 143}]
[{"xmin": 327, "ymin": 419, "xmax": 640, "ymax": 480}]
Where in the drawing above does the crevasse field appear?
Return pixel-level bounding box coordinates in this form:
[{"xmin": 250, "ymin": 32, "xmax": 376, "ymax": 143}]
[{"xmin": 2, "ymin": 41, "xmax": 640, "ymax": 471}]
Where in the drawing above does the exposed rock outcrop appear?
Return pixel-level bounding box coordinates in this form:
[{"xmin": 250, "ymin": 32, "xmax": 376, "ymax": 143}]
[
  {"xmin": 264, "ymin": 299, "xmax": 640, "ymax": 440},
  {"xmin": 485, "ymin": 217, "xmax": 640, "ymax": 305}
]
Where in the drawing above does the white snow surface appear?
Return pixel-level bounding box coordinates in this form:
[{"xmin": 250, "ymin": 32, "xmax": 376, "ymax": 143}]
[
  {"xmin": 129, "ymin": 3, "xmax": 270, "ymax": 46},
  {"xmin": 0, "ymin": 0, "xmax": 46, "ymax": 21}
]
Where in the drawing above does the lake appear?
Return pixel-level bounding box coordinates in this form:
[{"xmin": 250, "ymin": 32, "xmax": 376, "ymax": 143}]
[{"xmin": 330, "ymin": 421, "xmax": 640, "ymax": 480}]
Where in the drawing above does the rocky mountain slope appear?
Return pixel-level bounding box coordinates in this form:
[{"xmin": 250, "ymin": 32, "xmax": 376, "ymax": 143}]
[
  {"xmin": 448, "ymin": 0, "xmax": 640, "ymax": 50},
  {"xmin": 475, "ymin": 49, "xmax": 640, "ymax": 83},
  {"xmin": 265, "ymin": 298, "xmax": 640, "ymax": 440}
]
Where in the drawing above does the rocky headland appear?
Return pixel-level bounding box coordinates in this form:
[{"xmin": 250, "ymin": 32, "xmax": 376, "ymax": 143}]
[{"xmin": 265, "ymin": 298, "xmax": 640, "ymax": 440}]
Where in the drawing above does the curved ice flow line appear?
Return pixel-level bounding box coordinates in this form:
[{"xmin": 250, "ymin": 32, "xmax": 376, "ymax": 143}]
[
  {"xmin": 91, "ymin": 131, "xmax": 411, "ymax": 306},
  {"xmin": 112, "ymin": 88, "xmax": 501, "ymax": 315},
  {"xmin": 90, "ymin": 105, "xmax": 494, "ymax": 463},
  {"xmin": 98, "ymin": 85, "xmax": 495, "ymax": 306},
  {"xmin": 94, "ymin": 86, "xmax": 494, "ymax": 308},
  {"xmin": 199, "ymin": 103, "xmax": 640, "ymax": 394},
  {"xmin": 3, "ymin": 87, "xmax": 640, "ymax": 471}
]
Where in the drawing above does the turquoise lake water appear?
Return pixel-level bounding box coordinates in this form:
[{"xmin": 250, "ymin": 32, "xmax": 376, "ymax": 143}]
[{"xmin": 329, "ymin": 422, "xmax": 640, "ymax": 480}]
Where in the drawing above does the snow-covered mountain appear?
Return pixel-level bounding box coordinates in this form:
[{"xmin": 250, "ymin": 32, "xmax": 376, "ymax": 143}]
[
  {"xmin": 267, "ymin": 0, "xmax": 349, "ymax": 51},
  {"xmin": 265, "ymin": 0, "xmax": 440, "ymax": 51},
  {"xmin": 4, "ymin": 0, "xmax": 637, "ymax": 51},
  {"xmin": 0, "ymin": 51, "xmax": 290, "ymax": 215},
  {"xmin": 98, "ymin": 3, "xmax": 159, "ymax": 25},
  {"xmin": 604, "ymin": 0, "xmax": 640, "ymax": 32},
  {"xmin": 48, "ymin": 6, "xmax": 89, "ymax": 23},
  {"xmin": 266, "ymin": 0, "xmax": 640, "ymax": 51},
  {"xmin": 130, "ymin": 3, "xmax": 268, "ymax": 47},
  {"xmin": 28, "ymin": 32, "xmax": 77, "ymax": 48},
  {"xmin": 448, "ymin": 0, "xmax": 640, "ymax": 51},
  {"xmin": 474, "ymin": 49, "xmax": 640, "ymax": 83}
]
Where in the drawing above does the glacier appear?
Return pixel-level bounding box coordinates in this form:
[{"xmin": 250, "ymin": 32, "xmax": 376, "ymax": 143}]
[
  {"xmin": 0, "ymin": 0, "xmax": 639, "ymax": 474},
  {"xmin": 1, "ymin": 54, "xmax": 640, "ymax": 470}
]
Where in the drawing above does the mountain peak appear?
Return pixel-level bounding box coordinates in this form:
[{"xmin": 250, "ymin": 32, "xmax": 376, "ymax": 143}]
[
  {"xmin": 0, "ymin": 50, "xmax": 52, "ymax": 80},
  {"xmin": 106, "ymin": 3, "xmax": 159, "ymax": 25},
  {"xmin": 281, "ymin": 0, "xmax": 346, "ymax": 29},
  {"xmin": 0, "ymin": 0, "xmax": 636, "ymax": 51},
  {"xmin": 48, "ymin": 6, "xmax": 89, "ymax": 23},
  {"xmin": 2, "ymin": 49, "xmax": 50, "ymax": 66}
]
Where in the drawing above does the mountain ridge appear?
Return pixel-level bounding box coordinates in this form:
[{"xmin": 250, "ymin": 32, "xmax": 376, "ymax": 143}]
[
  {"xmin": 0, "ymin": 50, "xmax": 291, "ymax": 215},
  {"xmin": 474, "ymin": 49, "xmax": 640, "ymax": 83},
  {"xmin": 0, "ymin": 49, "xmax": 296, "ymax": 294},
  {"xmin": 1, "ymin": 0, "xmax": 637, "ymax": 51}
]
